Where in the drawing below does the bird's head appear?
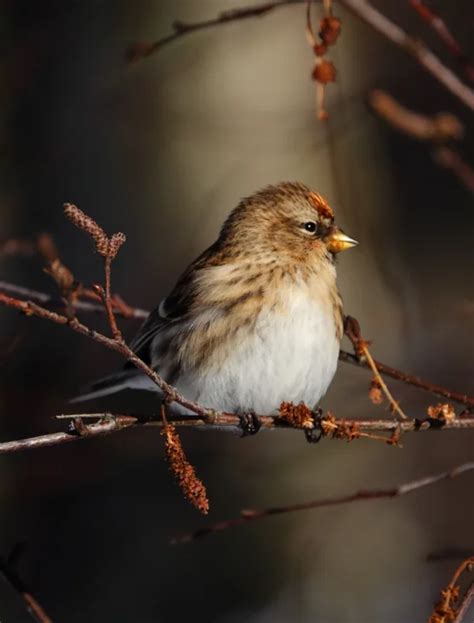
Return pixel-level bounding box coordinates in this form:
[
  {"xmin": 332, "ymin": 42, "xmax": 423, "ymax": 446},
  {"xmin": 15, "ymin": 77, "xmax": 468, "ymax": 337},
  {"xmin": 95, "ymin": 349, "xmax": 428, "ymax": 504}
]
[{"xmin": 220, "ymin": 182, "xmax": 358, "ymax": 263}]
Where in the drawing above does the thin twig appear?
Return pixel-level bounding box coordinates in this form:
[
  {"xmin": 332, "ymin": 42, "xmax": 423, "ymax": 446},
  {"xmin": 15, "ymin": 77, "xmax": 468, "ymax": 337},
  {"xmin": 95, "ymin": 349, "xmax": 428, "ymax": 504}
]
[
  {"xmin": 368, "ymin": 90, "xmax": 474, "ymax": 195},
  {"xmin": 433, "ymin": 147, "xmax": 474, "ymax": 194},
  {"xmin": 102, "ymin": 256, "xmax": 122, "ymax": 340},
  {"xmin": 360, "ymin": 343, "xmax": 408, "ymax": 419},
  {"xmin": 409, "ymin": 0, "xmax": 474, "ymax": 84},
  {"xmin": 339, "ymin": 351, "xmax": 474, "ymax": 409},
  {"xmin": 0, "ymin": 280, "xmax": 148, "ymax": 319},
  {"xmin": 0, "ymin": 291, "xmax": 210, "ymax": 422},
  {"xmin": 126, "ymin": 0, "xmax": 474, "ymax": 110},
  {"xmin": 0, "ymin": 549, "xmax": 53, "ymax": 623},
  {"xmin": 368, "ymin": 90, "xmax": 464, "ymax": 142},
  {"xmin": 429, "ymin": 555, "xmax": 474, "ymax": 623},
  {"xmin": 0, "ymin": 416, "xmax": 137, "ymax": 454},
  {"xmin": 344, "ymin": 316, "xmax": 408, "ymax": 419},
  {"xmin": 171, "ymin": 461, "xmax": 474, "ymax": 543},
  {"xmin": 335, "ymin": 0, "xmax": 474, "ymax": 110},
  {"xmin": 454, "ymin": 583, "xmax": 474, "ymax": 623}
]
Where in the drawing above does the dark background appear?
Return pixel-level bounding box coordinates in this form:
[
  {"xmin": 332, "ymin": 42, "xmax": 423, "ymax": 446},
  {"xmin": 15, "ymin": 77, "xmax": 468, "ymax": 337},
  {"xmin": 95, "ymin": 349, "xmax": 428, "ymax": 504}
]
[{"xmin": 0, "ymin": 1, "xmax": 473, "ymax": 621}]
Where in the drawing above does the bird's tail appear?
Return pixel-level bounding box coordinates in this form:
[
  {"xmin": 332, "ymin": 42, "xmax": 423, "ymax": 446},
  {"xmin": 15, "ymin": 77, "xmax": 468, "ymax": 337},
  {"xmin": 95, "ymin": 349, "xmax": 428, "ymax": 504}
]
[{"xmin": 70, "ymin": 370, "xmax": 158, "ymax": 403}]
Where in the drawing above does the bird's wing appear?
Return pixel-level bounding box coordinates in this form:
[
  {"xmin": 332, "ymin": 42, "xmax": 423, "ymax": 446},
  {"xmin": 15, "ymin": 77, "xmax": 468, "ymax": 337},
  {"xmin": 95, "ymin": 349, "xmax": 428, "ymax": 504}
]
[{"xmin": 127, "ymin": 241, "xmax": 221, "ymax": 365}]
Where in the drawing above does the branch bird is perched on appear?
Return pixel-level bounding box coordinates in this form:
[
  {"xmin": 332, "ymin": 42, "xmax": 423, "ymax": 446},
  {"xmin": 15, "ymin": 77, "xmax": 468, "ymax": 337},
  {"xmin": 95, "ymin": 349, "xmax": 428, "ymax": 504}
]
[{"xmin": 76, "ymin": 182, "xmax": 357, "ymax": 433}]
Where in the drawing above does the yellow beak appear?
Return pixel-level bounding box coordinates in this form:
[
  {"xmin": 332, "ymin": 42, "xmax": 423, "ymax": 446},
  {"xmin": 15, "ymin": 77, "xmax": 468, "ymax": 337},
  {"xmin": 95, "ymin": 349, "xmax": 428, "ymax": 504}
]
[{"xmin": 324, "ymin": 227, "xmax": 358, "ymax": 253}]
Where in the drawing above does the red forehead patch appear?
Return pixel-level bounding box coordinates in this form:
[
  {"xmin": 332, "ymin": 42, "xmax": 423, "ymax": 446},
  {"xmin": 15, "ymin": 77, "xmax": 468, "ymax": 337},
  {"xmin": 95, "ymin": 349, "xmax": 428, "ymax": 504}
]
[{"xmin": 308, "ymin": 192, "xmax": 334, "ymax": 220}]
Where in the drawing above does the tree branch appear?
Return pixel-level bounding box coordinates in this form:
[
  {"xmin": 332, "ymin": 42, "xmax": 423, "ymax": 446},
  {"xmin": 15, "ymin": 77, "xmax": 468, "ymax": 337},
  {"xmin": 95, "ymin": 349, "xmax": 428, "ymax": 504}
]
[
  {"xmin": 0, "ymin": 280, "xmax": 148, "ymax": 319},
  {"xmin": 454, "ymin": 583, "xmax": 474, "ymax": 623},
  {"xmin": 338, "ymin": 350, "xmax": 474, "ymax": 409},
  {"xmin": 409, "ymin": 0, "xmax": 474, "ymax": 84},
  {"xmin": 369, "ymin": 90, "xmax": 474, "ymax": 196},
  {"xmin": 171, "ymin": 461, "xmax": 474, "ymax": 543},
  {"xmin": 1, "ymin": 204, "xmax": 473, "ymax": 517},
  {"xmin": 0, "ymin": 412, "xmax": 473, "ymax": 456},
  {"xmin": 126, "ymin": 0, "xmax": 474, "ymax": 110}
]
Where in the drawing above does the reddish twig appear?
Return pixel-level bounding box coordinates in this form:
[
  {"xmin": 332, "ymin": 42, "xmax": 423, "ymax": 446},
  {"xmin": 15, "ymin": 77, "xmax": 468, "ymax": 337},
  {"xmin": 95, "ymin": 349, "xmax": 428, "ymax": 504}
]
[
  {"xmin": 344, "ymin": 315, "xmax": 408, "ymax": 419},
  {"xmin": 341, "ymin": 316, "xmax": 474, "ymax": 410},
  {"xmin": 428, "ymin": 555, "xmax": 474, "ymax": 623},
  {"xmin": 454, "ymin": 583, "xmax": 474, "ymax": 623},
  {"xmin": 0, "ymin": 546, "xmax": 52, "ymax": 623},
  {"xmin": 369, "ymin": 90, "xmax": 464, "ymax": 143},
  {"xmin": 126, "ymin": 0, "xmax": 474, "ymax": 110},
  {"xmin": 409, "ymin": 0, "xmax": 474, "ymax": 84},
  {"xmin": 369, "ymin": 90, "xmax": 474, "ymax": 195},
  {"xmin": 0, "ymin": 281, "xmax": 148, "ymax": 319},
  {"xmin": 433, "ymin": 147, "xmax": 474, "ymax": 194},
  {"xmin": 171, "ymin": 461, "xmax": 474, "ymax": 543},
  {"xmin": 126, "ymin": 2, "xmax": 285, "ymax": 61}
]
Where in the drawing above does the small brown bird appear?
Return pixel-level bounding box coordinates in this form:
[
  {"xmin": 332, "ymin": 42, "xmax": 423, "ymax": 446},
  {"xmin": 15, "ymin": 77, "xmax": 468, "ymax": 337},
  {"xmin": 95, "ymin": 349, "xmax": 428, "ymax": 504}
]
[{"xmin": 77, "ymin": 182, "xmax": 357, "ymax": 432}]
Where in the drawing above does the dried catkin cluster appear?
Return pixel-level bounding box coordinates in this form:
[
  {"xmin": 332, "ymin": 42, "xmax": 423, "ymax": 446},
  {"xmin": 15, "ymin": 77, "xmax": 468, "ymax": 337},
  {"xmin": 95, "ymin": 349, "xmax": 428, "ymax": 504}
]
[
  {"xmin": 427, "ymin": 403, "xmax": 456, "ymax": 422},
  {"xmin": 162, "ymin": 423, "xmax": 209, "ymax": 515},
  {"xmin": 63, "ymin": 203, "xmax": 126, "ymax": 259},
  {"xmin": 279, "ymin": 401, "xmax": 314, "ymax": 429}
]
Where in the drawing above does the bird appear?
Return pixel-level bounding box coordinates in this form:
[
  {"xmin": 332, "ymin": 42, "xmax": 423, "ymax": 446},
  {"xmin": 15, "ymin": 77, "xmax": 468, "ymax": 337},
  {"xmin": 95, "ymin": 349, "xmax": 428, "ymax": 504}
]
[{"xmin": 75, "ymin": 182, "xmax": 357, "ymax": 433}]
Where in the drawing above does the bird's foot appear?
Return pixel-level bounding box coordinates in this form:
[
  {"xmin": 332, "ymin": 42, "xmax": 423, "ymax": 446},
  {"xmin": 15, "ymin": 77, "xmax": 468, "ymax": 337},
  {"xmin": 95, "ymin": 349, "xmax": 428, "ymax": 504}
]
[
  {"xmin": 305, "ymin": 407, "xmax": 324, "ymax": 444},
  {"xmin": 239, "ymin": 410, "xmax": 262, "ymax": 437}
]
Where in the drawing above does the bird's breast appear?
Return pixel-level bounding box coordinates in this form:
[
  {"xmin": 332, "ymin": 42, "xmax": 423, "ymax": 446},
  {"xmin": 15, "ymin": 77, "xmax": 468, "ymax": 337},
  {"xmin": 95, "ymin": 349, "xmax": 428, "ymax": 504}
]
[{"xmin": 178, "ymin": 277, "xmax": 342, "ymax": 413}]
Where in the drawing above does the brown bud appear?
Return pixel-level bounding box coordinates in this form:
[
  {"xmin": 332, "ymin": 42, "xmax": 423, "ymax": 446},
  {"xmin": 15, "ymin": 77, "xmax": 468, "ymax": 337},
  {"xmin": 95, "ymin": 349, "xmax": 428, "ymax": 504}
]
[
  {"xmin": 369, "ymin": 378, "xmax": 383, "ymax": 405},
  {"xmin": 312, "ymin": 60, "xmax": 337, "ymax": 84},
  {"xmin": 313, "ymin": 43, "xmax": 327, "ymax": 57},
  {"xmin": 319, "ymin": 16, "xmax": 342, "ymax": 46}
]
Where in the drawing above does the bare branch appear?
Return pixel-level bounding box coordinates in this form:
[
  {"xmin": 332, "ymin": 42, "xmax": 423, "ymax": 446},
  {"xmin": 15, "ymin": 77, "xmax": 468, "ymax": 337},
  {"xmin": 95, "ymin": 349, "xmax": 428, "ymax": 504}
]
[
  {"xmin": 1, "ymin": 412, "xmax": 473, "ymax": 455},
  {"xmin": 409, "ymin": 0, "xmax": 474, "ymax": 84},
  {"xmin": 126, "ymin": 0, "xmax": 474, "ymax": 110},
  {"xmin": 340, "ymin": 341, "xmax": 474, "ymax": 410},
  {"xmin": 454, "ymin": 583, "xmax": 474, "ymax": 623},
  {"xmin": 433, "ymin": 147, "xmax": 474, "ymax": 194},
  {"xmin": 171, "ymin": 462, "xmax": 474, "ymax": 543},
  {"xmin": 0, "ymin": 416, "xmax": 137, "ymax": 454},
  {"xmin": 369, "ymin": 90, "xmax": 474, "ymax": 195},
  {"xmin": 0, "ymin": 281, "xmax": 148, "ymax": 319},
  {"xmin": 369, "ymin": 90, "xmax": 464, "ymax": 142},
  {"xmin": 337, "ymin": 0, "xmax": 474, "ymax": 110}
]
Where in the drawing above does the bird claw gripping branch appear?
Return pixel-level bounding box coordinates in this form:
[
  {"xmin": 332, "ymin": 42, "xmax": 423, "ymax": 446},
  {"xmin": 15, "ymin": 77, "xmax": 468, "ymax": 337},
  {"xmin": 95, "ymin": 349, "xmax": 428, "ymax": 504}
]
[
  {"xmin": 304, "ymin": 407, "xmax": 325, "ymax": 443},
  {"xmin": 239, "ymin": 411, "xmax": 262, "ymax": 437}
]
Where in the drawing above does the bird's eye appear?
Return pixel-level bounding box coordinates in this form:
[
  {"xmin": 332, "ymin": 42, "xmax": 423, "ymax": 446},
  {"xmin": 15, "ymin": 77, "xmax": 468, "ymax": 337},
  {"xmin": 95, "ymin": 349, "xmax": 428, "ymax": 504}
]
[{"xmin": 302, "ymin": 221, "xmax": 318, "ymax": 234}]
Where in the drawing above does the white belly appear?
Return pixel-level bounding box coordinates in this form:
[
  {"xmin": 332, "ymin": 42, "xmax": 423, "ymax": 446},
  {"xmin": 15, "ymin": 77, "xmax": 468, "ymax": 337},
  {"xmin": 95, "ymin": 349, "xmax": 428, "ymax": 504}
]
[{"xmin": 177, "ymin": 290, "xmax": 340, "ymax": 413}]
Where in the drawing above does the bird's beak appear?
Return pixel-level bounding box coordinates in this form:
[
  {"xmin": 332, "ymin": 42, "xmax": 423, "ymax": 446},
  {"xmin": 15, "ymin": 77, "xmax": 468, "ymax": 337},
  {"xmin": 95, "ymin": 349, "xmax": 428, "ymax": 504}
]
[{"xmin": 324, "ymin": 226, "xmax": 358, "ymax": 253}]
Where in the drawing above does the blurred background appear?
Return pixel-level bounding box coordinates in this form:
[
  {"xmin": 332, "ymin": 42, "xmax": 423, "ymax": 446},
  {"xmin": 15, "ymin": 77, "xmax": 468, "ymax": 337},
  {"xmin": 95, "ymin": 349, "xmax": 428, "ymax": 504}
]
[{"xmin": 0, "ymin": 1, "xmax": 473, "ymax": 621}]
